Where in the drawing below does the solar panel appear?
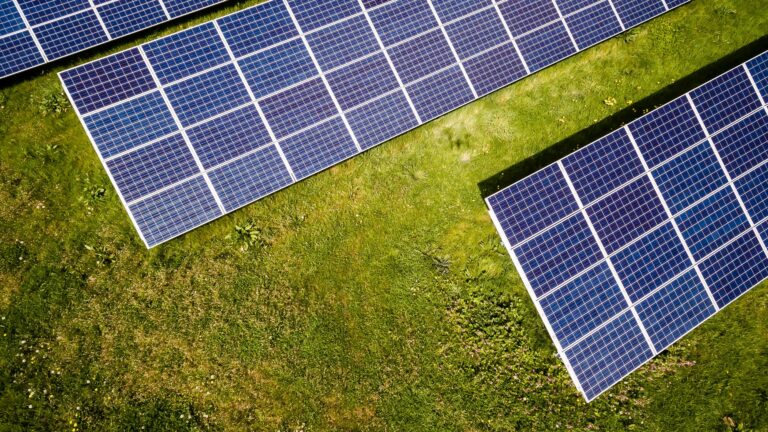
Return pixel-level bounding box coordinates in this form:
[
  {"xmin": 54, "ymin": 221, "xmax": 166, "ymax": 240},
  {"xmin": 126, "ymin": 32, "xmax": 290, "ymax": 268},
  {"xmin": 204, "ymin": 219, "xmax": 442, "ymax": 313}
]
[
  {"xmin": 0, "ymin": 0, "xmax": 226, "ymax": 79},
  {"xmin": 60, "ymin": 0, "xmax": 687, "ymax": 247},
  {"xmin": 486, "ymin": 51, "xmax": 768, "ymax": 401}
]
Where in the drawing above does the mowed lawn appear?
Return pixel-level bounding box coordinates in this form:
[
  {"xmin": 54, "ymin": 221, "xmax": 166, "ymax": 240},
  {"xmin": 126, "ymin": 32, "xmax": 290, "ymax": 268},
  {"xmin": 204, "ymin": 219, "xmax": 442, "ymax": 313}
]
[{"xmin": 1, "ymin": 1, "xmax": 767, "ymax": 430}]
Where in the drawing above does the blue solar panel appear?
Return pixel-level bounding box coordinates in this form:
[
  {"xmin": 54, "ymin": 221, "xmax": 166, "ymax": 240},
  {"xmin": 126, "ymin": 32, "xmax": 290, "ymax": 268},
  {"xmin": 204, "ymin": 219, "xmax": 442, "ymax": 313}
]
[
  {"xmin": 699, "ymin": 231, "xmax": 768, "ymax": 308},
  {"xmin": 0, "ymin": 0, "xmax": 25, "ymax": 34},
  {"xmin": 612, "ymin": 0, "xmax": 666, "ymax": 28},
  {"xmin": 107, "ymin": 134, "xmax": 200, "ymax": 202},
  {"xmin": 487, "ymin": 53, "xmax": 768, "ymax": 401},
  {"xmin": 635, "ymin": 269, "xmax": 715, "ymax": 352},
  {"xmin": 84, "ymin": 92, "xmax": 178, "ymax": 159},
  {"xmin": 0, "ymin": 0, "xmax": 227, "ymax": 79},
  {"xmin": 61, "ymin": 0, "xmax": 688, "ymax": 247},
  {"xmin": 35, "ymin": 10, "xmax": 108, "ymax": 60},
  {"xmin": 516, "ymin": 21, "xmax": 577, "ymax": 73},
  {"xmin": 306, "ymin": 15, "xmax": 379, "ymax": 71},
  {"xmin": 164, "ymin": 64, "xmax": 252, "ymax": 127},
  {"xmin": 260, "ymin": 78, "xmax": 338, "ymax": 138},
  {"xmin": 61, "ymin": 48, "xmax": 156, "ymax": 114},
  {"xmin": 497, "ymin": 0, "xmax": 559, "ymax": 36},
  {"xmin": 566, "ymin": 1, "xmax": 623, "ymax": 49},
  {"xmin": 612, "ymin": 222, "xmax": 691, "ymax": 302},
  {"xmin": 99, "ymin": 0, "xmax": 167, "ymax": 39},
  {"xmin": 186, "ymin": 105, "xmax": 273, "ymax": 169},
  {"xmin": 735, "ymin": 162, "xmax": 768, "ymax": 225},
  {"xmin": 0, "ymin": 31, "xmax": 44, "ymax": 78},
  {"xmin": 367, "ymin": 0, "xmax": 436, "ymax": 46},
  {"xmin": 747, "ymin": 52, "xmax": 768, "ymax": 100},
  {"xmin": 279, "ymin": 118, "xmax": 358, "ymax": 180},
  {"xmin": 327, "ymin": 54, "xmax": 400, "ymax": 110},
  {"xmin": 540, "ymin": 263, "xmax": 627, "ymax": 348},
  {"xmin": 652, "ymin": 142, "xmax": 729, "ymax": 214},
  {"xmin": 565, "ymin": 310, "xmax": 654, "ymax": 401},
  {"xmin": 487, "ymin": 164, "xmax": 579, "ymax": 247},
  {"xmin": 407, "ymin": 65, "xmax": 474, "ymax": 121},
  {"xmin": 238, "ymin": 39, "xmax": 317, "ymax": 99},
  {"xmin": 217, "ymin": 1, "xmax": 298, "ymax": 58},
  {"xmin": 346, "ymin": 91, "xmax": 419, "ymax": 150},
  {"xmin": 129, "ymin": 176, "xmax": 222, "ymax": 247},
  {"xmin": 388, "ymin": 30, "xmax": 455, "ymax": 83},
  {"xmin": 16, "ymin": 0, "xmax": 90, "ymax": 26},
  {"xmin": 444, "ymin": 8, "xmax": 508, "ymax": 59},
  {"xmin": 164, "ymin": 0, "xmax": 222, "ymax": 18},
  {"xmin": 514, "ymin": 213, "xmax": 604, "ymax": 297},
  {"xmin": 586, "ymin": 176, "xmax": 667, "ymax": 254},
  {"xmin": 689, "ymin": 67, "xmax": 763, "ymax": 133},
  {"xmin": 562, "ymin": 128, "xmax": 644, "ymax": 206},
  {"xmin": 629, "ymin": 96, "xmax": 706, "ymax": 168},
  {"xmin": 143, "ymin": 23, "xmax": 230, "ymax": 85},
  {"xmin": 675, "ymin": 187, "xmax": 750, "ymax": 261},
  {"xmin": 289, "ymin": 0, "xmax": 360, "ymax": 32},
  {"xmin": 208, "ymin": 145, "xmax": 294, "ymax": 212},
  {"xmin": 710, "ymin": 109, "xmax": 768, "ymax": 178}
]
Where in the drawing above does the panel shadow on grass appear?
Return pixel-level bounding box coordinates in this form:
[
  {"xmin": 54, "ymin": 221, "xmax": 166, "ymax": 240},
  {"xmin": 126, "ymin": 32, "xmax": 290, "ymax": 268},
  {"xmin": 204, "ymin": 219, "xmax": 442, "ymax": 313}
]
[{"xmin": 478, "ymin": 35, "xmax": 768, "ymax": 199}]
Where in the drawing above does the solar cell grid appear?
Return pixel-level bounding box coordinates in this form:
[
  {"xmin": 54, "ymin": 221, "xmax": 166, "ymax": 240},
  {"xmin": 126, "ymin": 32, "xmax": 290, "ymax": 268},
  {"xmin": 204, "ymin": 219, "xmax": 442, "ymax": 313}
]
[
  {"xmin": 61, "ymin": 0, "xmax": 689, "ymax": 247},
  {"xmin": 0, "ymin": 0, "xmax": 227, "ymax": 79},
  {"xmin": 488, "ymin": 53, "xmax": 768, "ymax": 401}
]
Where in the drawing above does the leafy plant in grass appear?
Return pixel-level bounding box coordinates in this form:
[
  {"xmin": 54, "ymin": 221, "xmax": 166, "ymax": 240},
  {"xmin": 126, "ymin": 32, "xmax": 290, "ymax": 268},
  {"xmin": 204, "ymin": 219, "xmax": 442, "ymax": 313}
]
[
  {"xmin": 231, "ymin": 221, "xmax": 269, "ymax": 252},
  {"xmin": 84, "ymin": 244, "xmax": 115, "ymax": 266},
  {"xmin": 78, "ymin": 176, "xmax": 107, "ymax": 213},
  {"xmin": 32, "ymin": 89, "xmax": 69, "ymax": 116}
]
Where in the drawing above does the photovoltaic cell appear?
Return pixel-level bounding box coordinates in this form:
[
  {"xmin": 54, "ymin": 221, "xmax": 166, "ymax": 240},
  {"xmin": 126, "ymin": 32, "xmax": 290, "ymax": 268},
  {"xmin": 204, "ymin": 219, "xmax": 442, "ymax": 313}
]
[
  {"xmin": 0, "ymin": 0, "xmax": 228, "ymax": 79},
  {"xmin": 61, "ymin": 0, "xmax": 688, "ymax": 247},
  {"xmin": 487, "ymin": 52, "xmax": 768, "ymax": 401},
  {"xmin": 635, "ymin": 269, "xmax": 715, "ymax": 352}
]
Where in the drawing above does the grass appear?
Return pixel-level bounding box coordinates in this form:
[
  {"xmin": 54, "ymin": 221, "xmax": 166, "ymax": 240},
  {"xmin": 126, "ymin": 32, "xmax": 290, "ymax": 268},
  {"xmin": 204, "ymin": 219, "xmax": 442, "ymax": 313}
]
[{"xmin": 1, "ymin": 0, "xmax": 767, "ymax": 430}]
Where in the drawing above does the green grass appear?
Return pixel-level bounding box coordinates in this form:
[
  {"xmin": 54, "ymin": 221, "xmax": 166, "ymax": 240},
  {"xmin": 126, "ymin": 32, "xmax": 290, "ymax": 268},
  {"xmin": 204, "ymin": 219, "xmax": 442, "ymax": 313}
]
[{"xmin": 1, "ymin": 1, "xmax": 767, "ymax": 430}]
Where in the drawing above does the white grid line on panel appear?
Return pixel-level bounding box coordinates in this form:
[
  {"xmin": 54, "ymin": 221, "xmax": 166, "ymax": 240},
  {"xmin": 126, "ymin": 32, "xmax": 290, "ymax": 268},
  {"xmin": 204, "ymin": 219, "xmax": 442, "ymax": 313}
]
[
  {"xmin": 702, "ymin": 140, "xmax": 768, "ymax": 260},
  {"xmin": 625, "ymin": 126, "xmax": 721, "ymax": 312},
  {"xmin": 69, "ymin": 0, "xmax": 632, "ymax": 118},
  {"xmin": 282, "ymin": 0, "xmax": 363, "ymax": 152},
  {"xmin": 502, "ymin": 97, "xmax": 768, "ymax": 252},
  {"xmin": 355, "ymin": 0, "xmax": 423, "ymax": 123},
  {"xmin": 557, "ymin": 161, "xmax": 658, "ymax": 356},
  {"xmin": 686, "ymin": 92, "xmax": 768, "ymax": 256},
  {"xmin": 66, "ymin": 0, "xmax": 609, "ymax": 116},
  {"xmin": 550, "ymin": 0, "xmax": 580, "ymax": 51},
  {"xmin": 534, "ymin": 150, "xmax": 768, "ymax": 304},
  {"xmin": 105, "ymin": 131, "xmax": 182, "ymax": 162},
  {"xmin": 87, "ymin": 0, "xmax": 113, "ymax": 40},
  {"xmin": 9, "ymin": 0, "xmax": 49, "ymax": 62},
  {"xmin": 1, "ymin": 0, "xmax": 230, "ymax": 79},
  {"xmin": 558, "ymin": 224, "xmax": 764, "ymax": 356},
  {"xmin": 661, "ymin": 0, "xmax": 670, "ymax": 11},
  {"xmin": 157, "ymin": 0, "xmax": 172, "ymax": 20},
  {"xmin": 124, "ymin": 173, "xmax": 204, "ymax": 206},
  {"xmin": 744, "ymin": 63, "xmax": 767, "ymax": 106},
  {"xmin": 425, "ymin": 0, "xmax": 478, "ymax": 98},
  {"xmin": 57, "ymin": 73, "xmax": 150, "ymax": 247},
  {"xmin": 606, "ymin": 0, "xmax": 626, "ymax": 30},
  {"xmin": 491, "ymin": 1, "xmax": 531, "ymax": 74},
  {"xmin": 212, "ymin": 20, "xmax": 298, "ymax": 182},
  {"xmin": 488, "ymin": 207, "xmax": 585, "ymax": 394},
  {"xmin": 137, "ymin": 46, "xmax": 227, "ymax": 214}
]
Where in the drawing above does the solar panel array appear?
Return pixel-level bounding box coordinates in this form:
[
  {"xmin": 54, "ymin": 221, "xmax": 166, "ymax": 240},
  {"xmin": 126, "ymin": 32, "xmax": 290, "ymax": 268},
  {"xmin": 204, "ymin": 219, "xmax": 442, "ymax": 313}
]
[
  {"xmin": 0, "ymin": 0, "xmax": 226, "ymax": 79},
  {"xmin": 487, "ymin": 51, "xmax": 768, "ymax": 401},
  {"xmin": 60, "ymin": 0, "xmax": 688, "ymax": 247}
]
